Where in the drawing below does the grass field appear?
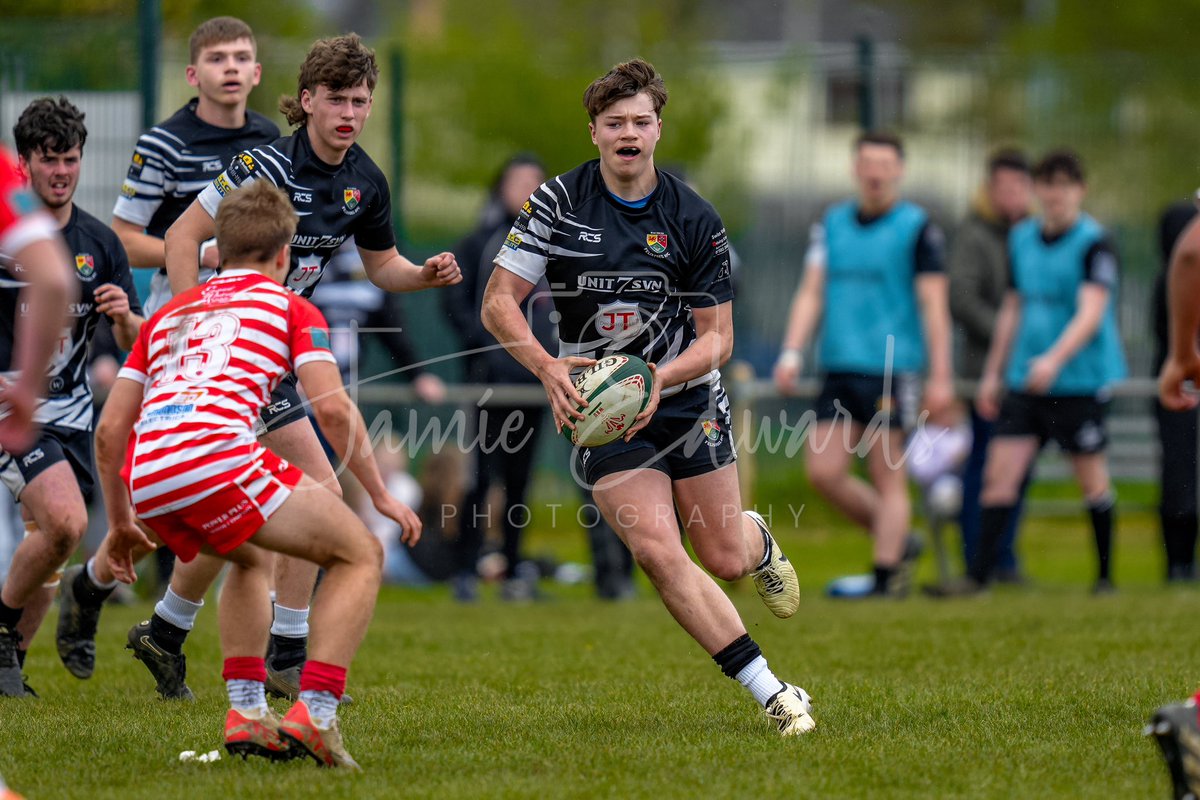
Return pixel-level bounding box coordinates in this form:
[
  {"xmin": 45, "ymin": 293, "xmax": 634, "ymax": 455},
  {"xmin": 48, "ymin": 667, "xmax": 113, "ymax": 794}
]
[{"xmin": 0, "ymin": 492, "xmax": 1196, "ymax": 799}]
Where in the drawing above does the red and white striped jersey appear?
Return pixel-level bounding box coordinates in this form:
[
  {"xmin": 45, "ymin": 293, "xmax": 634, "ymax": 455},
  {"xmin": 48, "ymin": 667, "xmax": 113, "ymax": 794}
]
[{"xmin": 118, "ymin": 269, "xmax": 336, "ymax": 516}]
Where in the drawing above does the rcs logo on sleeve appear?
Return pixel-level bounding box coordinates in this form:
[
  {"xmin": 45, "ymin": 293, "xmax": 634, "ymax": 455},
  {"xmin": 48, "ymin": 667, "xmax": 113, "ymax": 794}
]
[
  {"xmin": 127, "ymin": 152, "xmax": 144, "ymax": 179},
  {"xmin": 226, "ymin": 152, "xmax": 259, "ymax": 185}
]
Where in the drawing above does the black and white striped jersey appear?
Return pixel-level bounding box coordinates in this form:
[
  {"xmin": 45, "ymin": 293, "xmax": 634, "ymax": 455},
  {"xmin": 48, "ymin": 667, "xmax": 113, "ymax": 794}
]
[
  {"xmin": 494, "ymin": 160, "xmax": 734, "ymax": 396},
  {"xmin": 0, "ymin": 205, "xmax": 141, "ymax": 430},
  {"xmin": 196, "ymin": 126, "xmax": 395, "ymax": 299},
  {"xmin": 113, "ymin": 99, "xmax": 279, "ymax": 239}
]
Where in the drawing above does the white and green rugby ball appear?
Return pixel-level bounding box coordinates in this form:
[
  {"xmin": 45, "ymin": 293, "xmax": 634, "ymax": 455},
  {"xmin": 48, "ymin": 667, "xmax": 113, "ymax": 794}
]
[{"xmin": 565, "ymin": 354, "xmax": 653, "ymax": 447}]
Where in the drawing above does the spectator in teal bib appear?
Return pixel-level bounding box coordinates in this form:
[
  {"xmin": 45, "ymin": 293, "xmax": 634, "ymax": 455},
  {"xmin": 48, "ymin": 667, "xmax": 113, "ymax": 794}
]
[
  {"xmin": 774, "ymin": 131, "xmax": 954, "ymax": 598},
  {"xmin": 946, "ymin": 149, "xmax": 1126, "ymax": 595}
]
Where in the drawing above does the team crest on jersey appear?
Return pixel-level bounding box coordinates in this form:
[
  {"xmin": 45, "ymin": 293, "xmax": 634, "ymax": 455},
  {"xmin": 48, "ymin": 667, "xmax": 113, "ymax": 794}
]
[
  {"xmin": 701, "ymin": 418, "xmax": 723, "ymax": 446},
  {"xmin": 594, "ymin": 301, "xmax": 643, "ymax": 339},
  {"xmin": 343, "ymin": 187, "xmax": 361, "ymax": 214},
  {"xmin": 74, "ymin": 254, "xmax": 96, "ymax": 280},
  {"xmin": 646, "ymin": 232, "xmax": 668, "ymax": 254}
]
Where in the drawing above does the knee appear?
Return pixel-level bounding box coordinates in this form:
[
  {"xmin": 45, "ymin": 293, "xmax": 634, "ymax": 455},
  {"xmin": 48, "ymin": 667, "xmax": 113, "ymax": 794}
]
[
  {"xmin": 625, "ymin": 536, "xmax": 684, "ymax": 583},
  {"xmin": 807, "ymin": 458, "xmax": 841, "ymax": 495},
  {"xmin": 34, "ymin": 510, "xmax": 87, "ymax": 556},
  {"xmin": 702, "ymin": 549, "xmax": 747, "ymax": 583}
]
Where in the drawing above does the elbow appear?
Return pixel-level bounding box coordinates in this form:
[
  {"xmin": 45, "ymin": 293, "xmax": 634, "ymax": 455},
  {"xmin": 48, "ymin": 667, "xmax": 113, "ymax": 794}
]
[
  {"xmin": 312, "ymin": 394, "xmax": 353, "ymax": 435},
  {"xmin": 718, "ymin": 331, "xmax": 734, "ymax": 368},
  {"xmin": 480, "ymin": 296, "xmax": 501, "ymax": 339}
]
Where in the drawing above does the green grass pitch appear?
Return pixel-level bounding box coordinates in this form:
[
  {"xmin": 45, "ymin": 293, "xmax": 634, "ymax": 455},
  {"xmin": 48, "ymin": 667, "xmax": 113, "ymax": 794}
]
[{"xmin": 0, "ymin": 500, "xmax": 1196, "ymax": 799}]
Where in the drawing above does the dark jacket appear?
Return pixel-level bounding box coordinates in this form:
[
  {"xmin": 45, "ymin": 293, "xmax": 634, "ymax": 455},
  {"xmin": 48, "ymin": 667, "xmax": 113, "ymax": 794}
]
[
  {"xmin": 948, "ymin": 192, "xmax": 1019, "ymax": 380},
  {"xmin": 442, "ymin": 203, "xmax": 558, "ymax": 385}
]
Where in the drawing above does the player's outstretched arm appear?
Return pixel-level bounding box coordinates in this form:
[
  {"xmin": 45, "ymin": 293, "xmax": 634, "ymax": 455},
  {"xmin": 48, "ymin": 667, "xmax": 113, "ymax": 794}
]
[
  {"xmin": 94, "ymin": 377, "xmax": 157, "ymax": 583},
  {"xmin": 1160, "ymin": 217, "xmax": 1200, "ymax": 410},
  {"xmin": 296, "ymin": 359, "xmax": 423, "ymax": 543},
  {"xmin": 164, "ymin": 200, "xmax": 215, "ymax": 295},
  {"xmin": 357, "ymin": 246, "xmax": 462, "ymax": 293},
  {"xmin": 481, "ymin": 267, "xmax": 591, "ymax": 434},
  {"xmin": 0, "ymin": 236, "xmax": 76, "ymax": 452}
]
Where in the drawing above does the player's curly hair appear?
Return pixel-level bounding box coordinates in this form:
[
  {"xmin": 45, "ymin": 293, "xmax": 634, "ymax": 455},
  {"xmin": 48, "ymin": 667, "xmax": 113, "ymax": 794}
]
[
  {"xmin": 583, "ymin": 58, "xmax": 668, "ymax": 121},
  {"xmin": 279, "ymin": 33, "xmax": 379, "ymax": 127},
  {"xmin": 215, "ymin": 180, "xmax": 298, "ymax": 265},
  {"xmin": 12, "ymin": 96, "xmax": 87, "ymax": 161}
]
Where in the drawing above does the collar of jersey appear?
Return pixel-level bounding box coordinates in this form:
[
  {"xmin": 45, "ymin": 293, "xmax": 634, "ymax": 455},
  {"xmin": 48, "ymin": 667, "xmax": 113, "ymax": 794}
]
[
  {"xmin": 213, "ymin": 268, "xmax": 267, "ymax": 280},
  {"xmin": 607, "ymin": 190, "xmax": 653, "ymax": 209}
]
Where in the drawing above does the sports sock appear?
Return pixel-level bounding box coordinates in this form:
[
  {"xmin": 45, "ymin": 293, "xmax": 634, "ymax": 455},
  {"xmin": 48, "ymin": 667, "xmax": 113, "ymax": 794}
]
[
  {"xmin": 872, "ymin": 565, "xmax": 895, "ymax": 594},
  {"xmin": 223, "ymin": 657, "xmax": 268, "ymax": 715},
  {"xmin": 747, "ymin": 513, "xmax": 773, "ymax": 571},
  {"xmin": 154, "ymin": 587, "xmax": 203, "ymax": 631},
  {"xmin": 148, "ymin": 614, "xmax": 189, "ymax": 656},
  {"xmin": 0, "ymin": 599, "xmax": 22, "ymax": 628},
  {"xmin": 269, "ymin": 634, "xmax": 307, "ymax": 670},
  {"xmin": 1088, "ymin": 494, "xmax": 1115, "ymax": 582},
  {"xmin": 16, "ymin": 649, "xmax": 25, "ymax": 669},
  {"xmin": 270, "ymin": 604, "xmax": 310, "ymax": 639},
  {"xmin": 299, "ymin": 660, "xmax": 347, "ymax": 728},
  {"xmin": 1162, "ymin": 514, "xmax": 1196, "ymax": 578},
  {"xmin": 85, "ymin": 557, "xmax": 119, "ymax": 591},
  {"xmin": 75, "ymin": 559, "xmax": 117, "ymax": 606},
  {"xmin": 735, "ymin": 655, "xmax": 786, "ymax": 707},
  {"xmin": 970, "ymin": 504, "xmax": 1016, "ymax": 584}
]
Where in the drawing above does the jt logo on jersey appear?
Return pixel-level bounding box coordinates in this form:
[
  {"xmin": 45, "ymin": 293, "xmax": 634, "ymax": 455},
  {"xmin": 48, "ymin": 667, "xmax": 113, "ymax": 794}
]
[{"xmin": 594, "ymin": 301, "xmax": 643, "ymax": 338}]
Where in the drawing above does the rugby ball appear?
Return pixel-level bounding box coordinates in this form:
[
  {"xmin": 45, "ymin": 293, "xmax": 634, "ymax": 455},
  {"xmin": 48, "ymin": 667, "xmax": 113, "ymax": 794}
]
[{"xmin": 564, "ymin": 354, "xmax": 653, "ymax": 447}]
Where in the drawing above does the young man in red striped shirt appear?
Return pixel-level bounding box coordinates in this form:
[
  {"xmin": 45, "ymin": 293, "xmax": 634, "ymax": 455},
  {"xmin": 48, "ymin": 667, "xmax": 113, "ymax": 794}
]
[{"xmin": 96, "ymin": 181, "xmax": 413, "ymax": 768}]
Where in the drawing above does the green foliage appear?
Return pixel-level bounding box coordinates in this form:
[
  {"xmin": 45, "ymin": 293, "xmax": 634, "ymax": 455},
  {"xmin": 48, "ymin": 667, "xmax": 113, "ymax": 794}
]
[
  {"xmin": 393, "ymin": 0, "xmax": 726, "ymax": 192},
  {"xmin": 0, "ymin": 17, "xmax": 138, "ymax": 90},
  {"xmin": 886, "ymin": 0, "xmax": 1200, "ymax": 231}
]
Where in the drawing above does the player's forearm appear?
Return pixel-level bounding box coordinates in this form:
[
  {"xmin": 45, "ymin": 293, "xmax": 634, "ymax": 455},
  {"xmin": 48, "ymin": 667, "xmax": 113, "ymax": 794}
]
[
  {"xmin": 656, "ymin": 329, "xmax": 731, "ymax": 390},
  {"xmin": 1168, "ymin": 232, "xmax": 1200, "ymax": 359},
  {"xmin": 982, "ymin": 295, "xmax": 1020, "ymax": 382},
  {"xmin": 112, "ymin": 314, "xmax": 144, "ymax": 352},
  {"xmin": 94, "ymin": 399, "xmax": 137, "ymax": 527},
  {"xmin": 11, "ymin": 238, "xmax": 75, "ymax": 396},
  {"xmin": 918, "ymin": 278, "xmax": 953, "ymax": 381},
  {"xmin": 113, "ymin": 222, "xmax": 166, "ymax": 269},
  {"xmin": 781, "ymin": 280, "xmax": 822, "ymax": 353},
  {"xmin": 164, "ymin": 204, "xmax": 212, "ymax": 295},
  {"xmin": 1044, "ymin": 289, "xmax": 1107, "ymax": 366},
  {"xmin": 365, "ymin": 253, "xmax": 429, "ymax": 293},
  {"xmin": 481, "ymin": 291, "xmax": 556, "ymax": 378},
  {"xmin": 313, "ymin": 396, "xmax": 389, "ymax": 501}
]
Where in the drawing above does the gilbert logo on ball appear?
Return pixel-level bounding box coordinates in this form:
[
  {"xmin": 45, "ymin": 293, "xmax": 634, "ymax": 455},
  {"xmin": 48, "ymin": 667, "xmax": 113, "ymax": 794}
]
[{"xmin": 565, "ymin": 354, "xmax": 652, "ymax": 448}]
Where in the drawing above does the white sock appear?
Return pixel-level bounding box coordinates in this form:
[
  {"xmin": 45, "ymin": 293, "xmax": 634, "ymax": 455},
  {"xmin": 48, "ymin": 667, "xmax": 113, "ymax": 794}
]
[
  {"xmin": 227, "ymin": 679, "xmax": 268, "ymax": 715},
  {"xmin": 299, "ymin": 689, "xmax": 338, "ymax": 728},
  {"xmin": 85, "ymin": 557, "xmax": 119, "ymax": 590},
  {"xmin": 154, "ymin": 587, "xmax": 203, "ymax": 631},
  {"xmin": 736, "ymin": 655, "xmax": 785, "ymax": 707},
  {"xmin": 270, "ymin": 604, "xmax": 310, "ymax": 638}
]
